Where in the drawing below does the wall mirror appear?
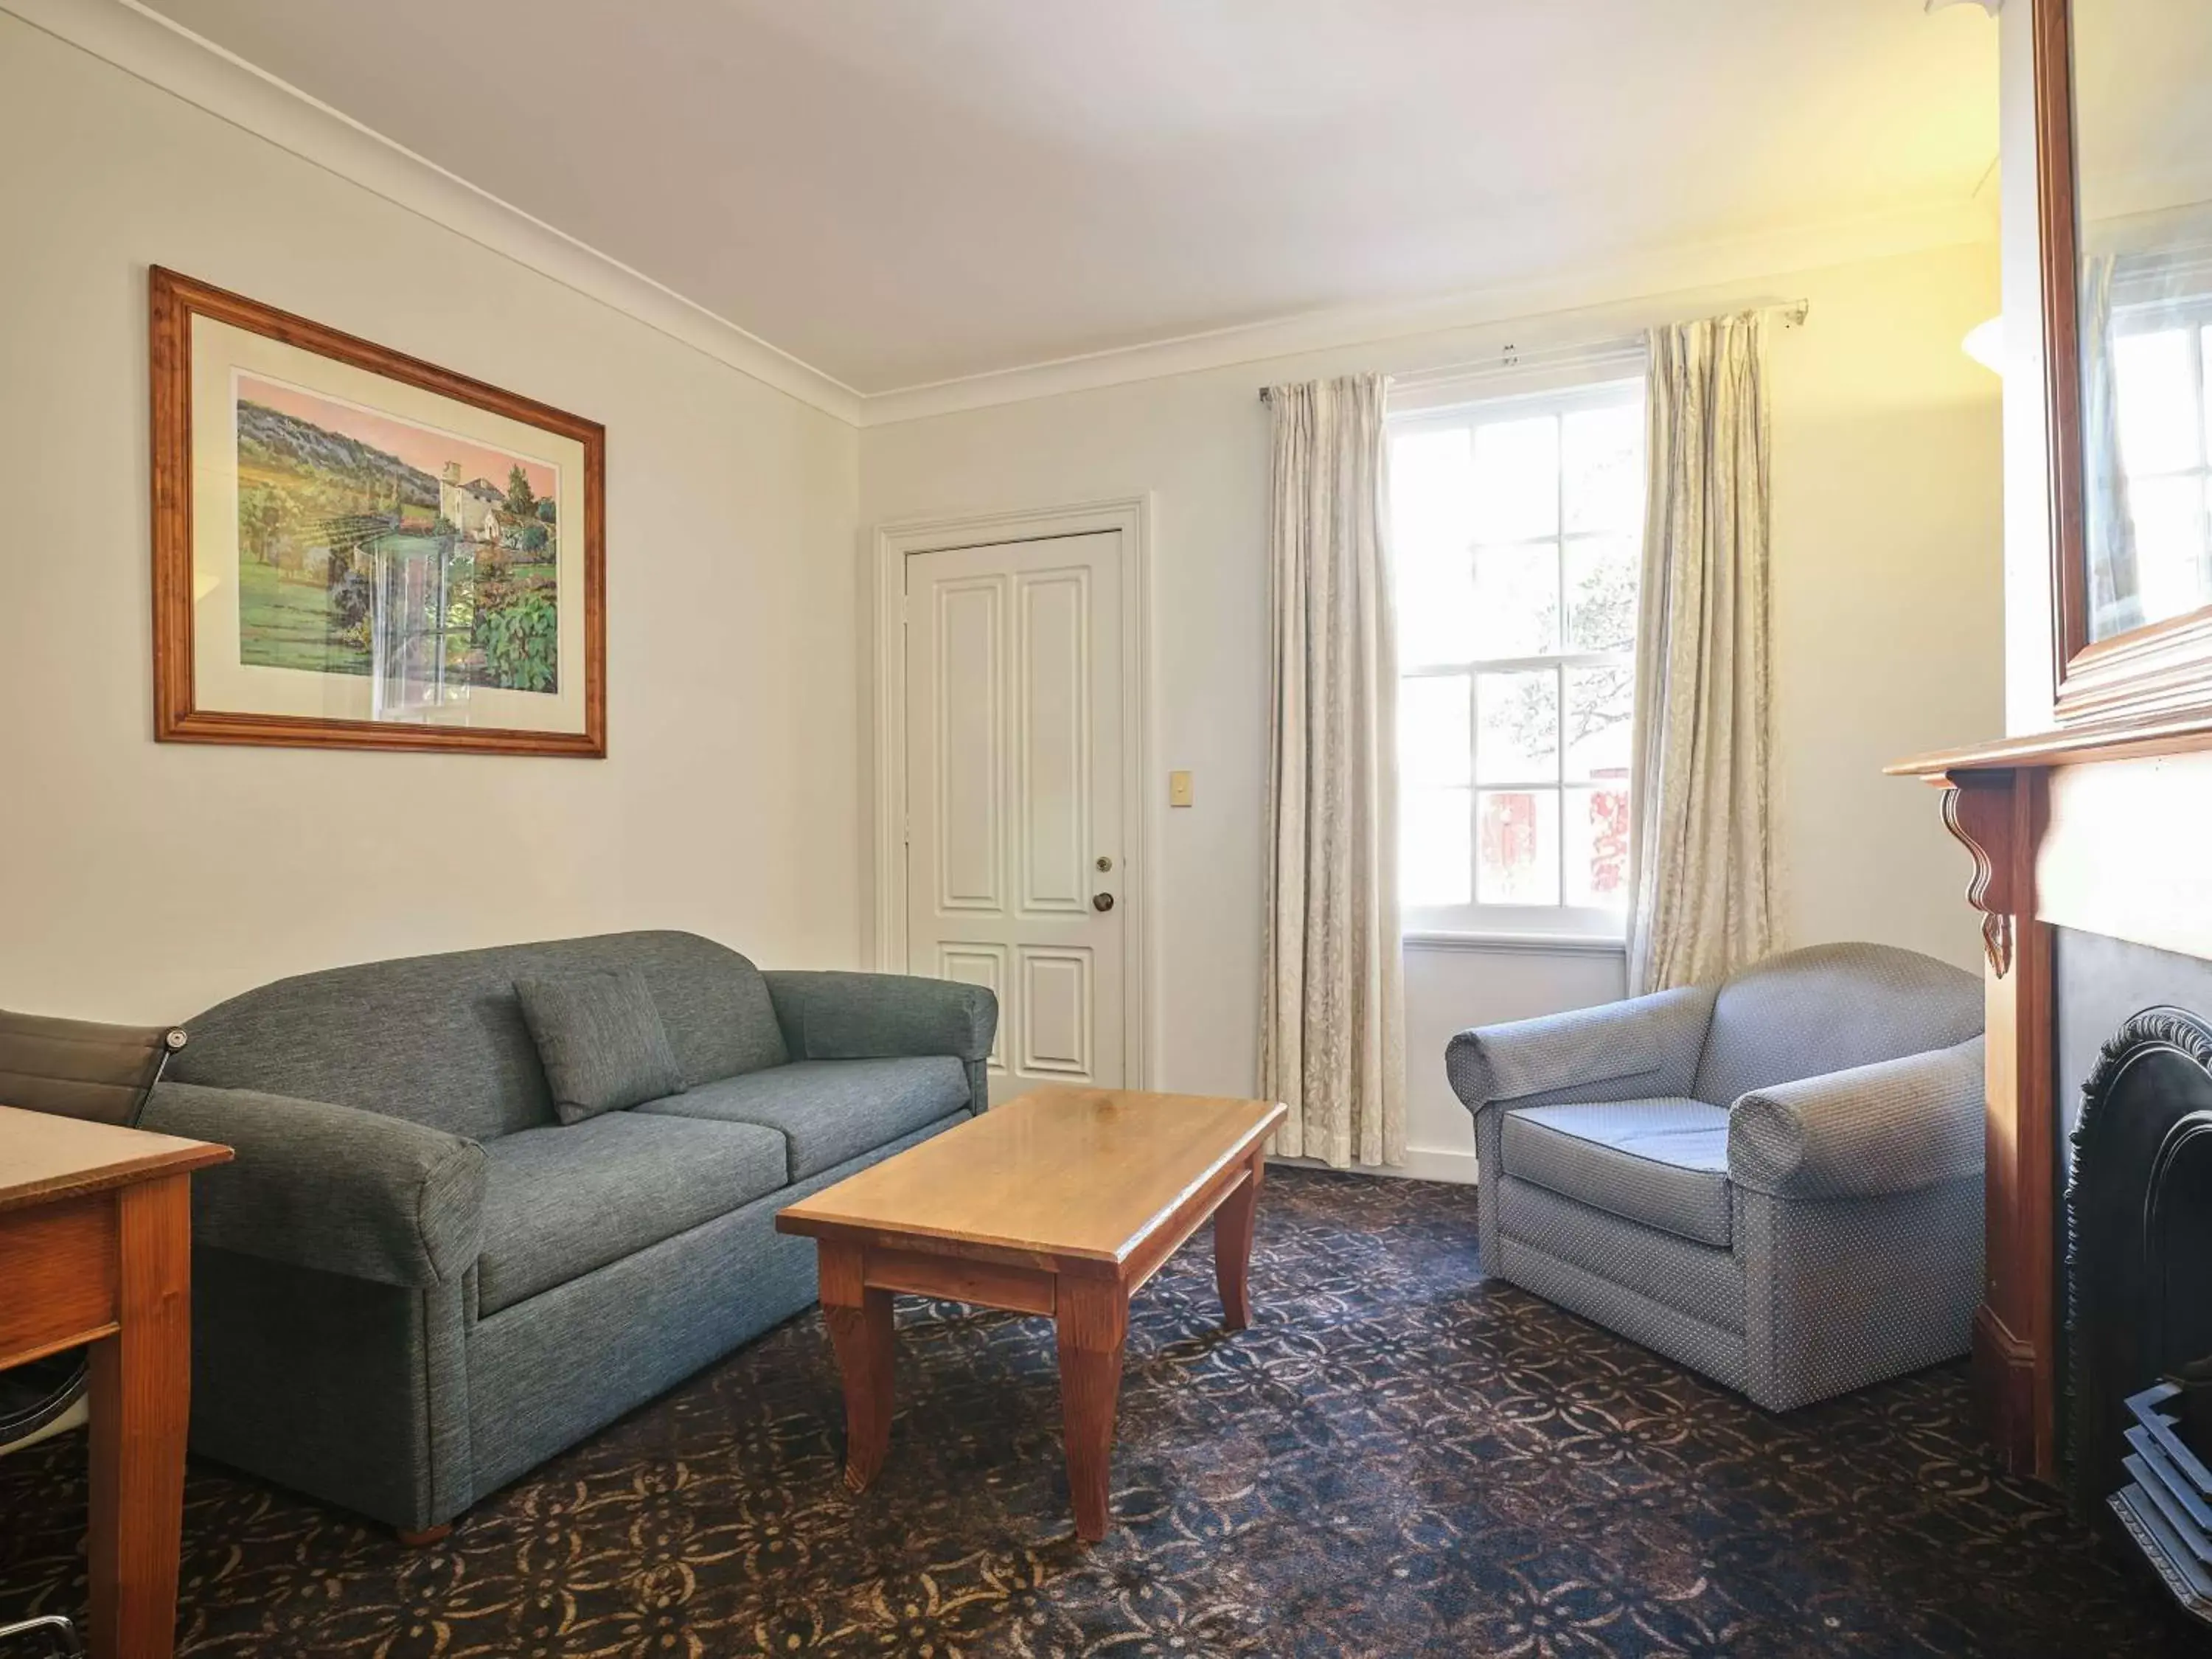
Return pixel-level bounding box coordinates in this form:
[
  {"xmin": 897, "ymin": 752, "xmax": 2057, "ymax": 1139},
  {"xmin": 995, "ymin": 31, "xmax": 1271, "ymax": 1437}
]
[{"xmin": 2043, "ymin": 0, "xmax": 2212, "ymax": 719}]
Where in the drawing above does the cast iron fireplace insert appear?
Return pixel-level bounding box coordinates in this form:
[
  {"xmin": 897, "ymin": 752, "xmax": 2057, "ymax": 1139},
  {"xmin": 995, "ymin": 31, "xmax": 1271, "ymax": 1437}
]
[{"xmin": 2067, "ymin": 1005, "xmax": 2212, "ymax": 1626}]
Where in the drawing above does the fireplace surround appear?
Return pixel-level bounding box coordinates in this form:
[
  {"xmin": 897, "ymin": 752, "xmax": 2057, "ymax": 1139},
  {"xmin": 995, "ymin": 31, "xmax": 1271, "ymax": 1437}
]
[{"xmin": 1880, "ymin": 0, "xmax": 2212, "ymax": 1626}]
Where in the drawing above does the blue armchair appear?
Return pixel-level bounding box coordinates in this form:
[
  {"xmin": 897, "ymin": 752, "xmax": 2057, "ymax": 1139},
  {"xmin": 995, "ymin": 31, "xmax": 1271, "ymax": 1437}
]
[{"xmin": 1447, "ymin": 942, "xmax": 1986, "ymax": 1411}]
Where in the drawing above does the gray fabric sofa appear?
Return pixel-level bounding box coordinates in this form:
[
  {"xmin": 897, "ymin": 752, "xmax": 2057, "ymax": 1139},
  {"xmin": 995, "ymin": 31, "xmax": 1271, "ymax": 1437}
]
[
  {"xmin": 1446, "ymin": 942, "xmax": 1985, "ymax": 1412},
  {"xmin": 141, "ymin": 930, "xmax": 995, "ymax": 1534}
]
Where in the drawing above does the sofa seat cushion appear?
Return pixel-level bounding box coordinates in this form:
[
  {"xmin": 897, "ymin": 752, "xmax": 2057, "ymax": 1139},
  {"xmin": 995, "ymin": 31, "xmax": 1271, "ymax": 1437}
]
[
  {"xmin": 1500, "ymin": 1097, "xmax": 1733, "ymax": 1248},
  {"xmin": 636, "ymin": 1057, "xmax": 970, "ymax": 1180},
  {"xmin": 478, "ymin": 1113, "xmax": 787, "ymax": 1315}
]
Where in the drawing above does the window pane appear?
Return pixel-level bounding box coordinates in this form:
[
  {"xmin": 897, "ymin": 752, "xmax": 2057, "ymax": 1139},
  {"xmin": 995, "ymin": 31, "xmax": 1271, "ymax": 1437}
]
[
  {"xmin": 1471, "ymin": 414, "xmax": 1559, "ymax": 542},
  {"xmin": 1399, "ymin": 674, "xmax": 1470, "ymax": 787},
  {"xmin": 1402, "ymin": 787, "xmax": 1472, "ymax": 905},
  {"xmin": 1389, "ymin": 428, "xmax": 1474, "ymax": 562},
  {"xmin": 2131, "ymin": 473, "xmax": 2208, "ymax": 623},
  {"xmin": 2115, "ymin": 328, "xmax": 2201, "ymax": 477},
  {"xmin": 1398, "ymin": 549, "xmax": 1475, "ymax": 669},
  {"xmin": 1565, "ymin": 786, "xmax": 1630, "ymax": 910},
  {"xmin": 1478, "ymin": 789, "xmax": 1561, "ymax": 905},
  {"xmin": 1562, "ymin": 400, "xmax": 1644, "ymax": 533},
  {"xmin": 1470, "ymin": 543, "xmax": 1560, "ymax": 657},
  {"xmin": 1564, "ymin": 664, "xmax": 1635, "ymax": 783},
  {"xmin": 1392, "ymin": 426, "xmax": 1478, "ymax": 669},
  {"xmin": 1388, "ymin": 387, "xmax": 1644, "ymax": 928},
  {"xmin": 1565, "ymin": 536, "xmax": 1639, "ymax": 652},
  {"xmin": 1476, "ymin": 669, "xmax": 1558, "ymax": 783}
]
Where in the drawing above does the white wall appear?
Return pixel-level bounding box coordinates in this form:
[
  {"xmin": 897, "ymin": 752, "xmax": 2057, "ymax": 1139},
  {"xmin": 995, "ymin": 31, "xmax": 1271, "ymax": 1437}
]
[
  {"xmin": 0, "ymin": 15, "xmax": 863, "ymax": 1022},
  {"xmin": 860, "ymin": 241, "xmax": 2006, "ymax": 1178},
  {"xmin": 1399, "ymin": 944, "xmax": 1626, "ymax": 1180}
]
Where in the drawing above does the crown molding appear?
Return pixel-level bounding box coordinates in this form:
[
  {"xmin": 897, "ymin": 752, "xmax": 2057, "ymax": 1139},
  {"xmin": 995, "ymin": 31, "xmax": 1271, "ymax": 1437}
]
[
  {"xmin": 1, "ymin": 0, "xmax": 864, "ymax": 424},
  {"xmin": 856, "ymin": 196, "xmax": 1997, "ymax": 425},
  {"xmin": 14, "ymin": 0, "xmax": 1997, "ymax": 434}
]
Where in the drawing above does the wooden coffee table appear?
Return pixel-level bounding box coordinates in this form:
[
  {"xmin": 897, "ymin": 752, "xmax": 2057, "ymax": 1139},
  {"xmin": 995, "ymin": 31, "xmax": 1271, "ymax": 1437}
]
[{"xmin": 775, "ymin": 1085, "xmax": 1287, "ymax": 1540}]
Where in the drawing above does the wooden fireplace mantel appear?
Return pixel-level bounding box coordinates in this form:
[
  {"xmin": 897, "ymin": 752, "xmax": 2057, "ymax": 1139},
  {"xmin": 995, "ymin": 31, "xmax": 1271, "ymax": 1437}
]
[
  {"xmin": 1888, "ymin": 707, "xmax": 2212, "ymax": 777},
  {"xmin": 1931, "ymin": 771, "xmax": 2023, "ymax": 980},
  {"xmin": 1888, "ymin": 728, "xmax": 2212, "ymax": 1481},
  {"xmin": 1887, "ymin": 757, "xmax": 2054, "ymax": 1477}
]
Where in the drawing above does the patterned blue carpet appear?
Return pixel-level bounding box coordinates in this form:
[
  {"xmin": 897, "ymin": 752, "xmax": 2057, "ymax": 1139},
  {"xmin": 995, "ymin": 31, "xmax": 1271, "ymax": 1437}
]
[{"xmin": 0, "ymin": 1166, "xmax": 2195, "ymax": 1656}]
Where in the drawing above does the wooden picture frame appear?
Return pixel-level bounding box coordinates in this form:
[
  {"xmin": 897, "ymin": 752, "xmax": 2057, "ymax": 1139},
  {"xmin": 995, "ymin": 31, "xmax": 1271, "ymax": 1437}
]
[
  {"xmin": 2036, "ymin": 1, "xmax": 2212, "ymax": 726},
  {"xmin": 150, "ymin": 267, "xmax": 606, "ymax": 756}
]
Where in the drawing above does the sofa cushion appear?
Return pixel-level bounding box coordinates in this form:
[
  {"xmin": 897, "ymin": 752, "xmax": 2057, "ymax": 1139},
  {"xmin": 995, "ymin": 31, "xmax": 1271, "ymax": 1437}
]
[
  {"xmin": 477, "ymin": 1113, "xmax": 786, "ymax": 1315},
  {"xmin": 515, "ymin": 970, "xmax": 686, "ymax": 1124},
  {"xmin": 1501, "ymin": 1097, "xmax": 1733, "ymax": 1248},
  {"xmin": 637, "ymin": 1057, "xmax": 970, "ymax": 1180},
  {"xmin": 168, "ymin": 931, "xmax": 789, "ymax": 1141}
]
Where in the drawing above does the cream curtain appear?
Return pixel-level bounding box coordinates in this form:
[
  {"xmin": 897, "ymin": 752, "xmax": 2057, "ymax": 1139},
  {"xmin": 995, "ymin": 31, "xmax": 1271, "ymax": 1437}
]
[
  {"xmin": 1259, "ymin": 374, "xmax": 1406, "ymax": 1168},
  {"xmin": 1626, "ymin": 313, "xmax": 1777, "ymax": 996},
  {"xmin": 2079, "ymin": 253, "xmax": 2138, "ymax": 633}
]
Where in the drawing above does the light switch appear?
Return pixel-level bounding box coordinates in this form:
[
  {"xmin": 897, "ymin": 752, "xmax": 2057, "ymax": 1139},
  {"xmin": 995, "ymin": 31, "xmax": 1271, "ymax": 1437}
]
[{"xmin": 1168, "ymin": 769, "xmax": 1194, "ymax": 807}]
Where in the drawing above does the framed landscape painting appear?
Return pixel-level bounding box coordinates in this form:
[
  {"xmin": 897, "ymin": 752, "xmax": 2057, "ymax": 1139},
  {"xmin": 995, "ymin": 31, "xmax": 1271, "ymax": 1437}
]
[{"xmin": 150, "ymin": 267, "xmax": 605, "ymax": 756}]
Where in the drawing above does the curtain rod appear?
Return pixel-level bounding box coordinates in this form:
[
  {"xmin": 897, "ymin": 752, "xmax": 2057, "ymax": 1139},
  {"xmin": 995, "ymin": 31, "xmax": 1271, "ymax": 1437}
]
[{"xmin": 1257, "ymin": 299, "xmax": 1810, "ymax": 403}]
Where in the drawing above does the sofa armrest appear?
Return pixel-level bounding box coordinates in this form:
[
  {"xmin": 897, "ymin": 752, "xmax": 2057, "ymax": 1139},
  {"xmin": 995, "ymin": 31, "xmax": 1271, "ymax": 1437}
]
[
  {"xmin": 142, "ymin": 1081, "xmax": 484, "ymax": 1287},
  {"xmin": 763, "ymin": 970, "xmax": 997, "ymax": 1065},
  {"xmin": 1727, "ymin": 1037, "xmax": 1984, "ymax": 1200},
  {"xmin": 1445, "ymin": 983, "xmax": 1717, "ymax": 1115}
]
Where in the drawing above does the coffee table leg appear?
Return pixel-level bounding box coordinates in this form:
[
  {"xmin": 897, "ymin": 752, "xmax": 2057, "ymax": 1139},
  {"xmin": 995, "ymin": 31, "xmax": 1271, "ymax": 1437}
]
[
  {"xmin": 1054, "ymin": 1276, "xmax": 1127, "ymax": 1543},
  {"xmin": 1214, "ymin": 1155, "xmax": 1262, "ymax": 1331},
  {"xmin": 818, "ymin": 1242, "xmax": 894, "ymax": 1492}
]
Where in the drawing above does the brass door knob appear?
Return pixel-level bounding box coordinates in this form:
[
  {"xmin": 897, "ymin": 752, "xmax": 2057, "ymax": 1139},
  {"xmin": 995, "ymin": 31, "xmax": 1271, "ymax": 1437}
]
[{"xmin": 1092, "ymin": 893, "xmax": 1115, "ymax": 912}]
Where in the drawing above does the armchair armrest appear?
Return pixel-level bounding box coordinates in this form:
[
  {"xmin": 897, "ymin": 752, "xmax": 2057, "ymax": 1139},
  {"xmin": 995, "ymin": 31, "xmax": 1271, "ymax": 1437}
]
[
  {"xmin": 764, "ymin": 970, "xmax": 997, "ymax": 1064},
  {"xmin": 142, "ymin": 1081, "xmax": 484, "ymax": 1287},
  {"xmin": 1445, "ymin": 983, "xmax": 1717, "ymax": 1114},
  {"xmin": 1727, "ymin": 1037, "xmax": 1984, "ymax": 1199}
]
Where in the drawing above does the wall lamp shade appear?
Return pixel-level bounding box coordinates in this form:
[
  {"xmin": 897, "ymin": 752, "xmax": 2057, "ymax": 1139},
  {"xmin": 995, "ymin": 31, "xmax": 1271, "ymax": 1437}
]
[{"xmin": 1964, "ymin": 316, "xmax": 2005, "ymax": 375}]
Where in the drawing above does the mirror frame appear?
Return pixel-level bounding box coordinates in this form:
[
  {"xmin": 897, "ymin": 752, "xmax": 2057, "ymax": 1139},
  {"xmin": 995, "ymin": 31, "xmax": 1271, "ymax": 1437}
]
[{"xmin": 2037, "ymin": 0, "xmax": 2212, "ymax": 722}]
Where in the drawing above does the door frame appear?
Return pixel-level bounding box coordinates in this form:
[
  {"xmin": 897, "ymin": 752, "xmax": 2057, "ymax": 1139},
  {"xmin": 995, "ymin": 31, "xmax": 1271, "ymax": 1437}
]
[{"xmin": 872, "ymin": 495, "xmax": 1155, "ymax": 1092}]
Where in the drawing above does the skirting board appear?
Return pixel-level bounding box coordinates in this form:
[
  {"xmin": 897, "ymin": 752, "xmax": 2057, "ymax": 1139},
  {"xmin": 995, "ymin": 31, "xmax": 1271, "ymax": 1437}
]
[{"xmin": 1276, "ymin": 1145, "xmax": 1478, "ymax": 1186}]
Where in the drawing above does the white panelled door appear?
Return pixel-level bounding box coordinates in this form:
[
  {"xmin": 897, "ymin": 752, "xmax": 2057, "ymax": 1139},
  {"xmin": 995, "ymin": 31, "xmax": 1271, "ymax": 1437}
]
[{"xmin": 905, "ymin": 532, "xmax": 1124, "ymax": 1102}]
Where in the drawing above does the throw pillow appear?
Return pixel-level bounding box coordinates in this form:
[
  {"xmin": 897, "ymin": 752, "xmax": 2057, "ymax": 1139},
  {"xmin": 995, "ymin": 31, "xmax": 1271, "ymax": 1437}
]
[{"xmin": 514, "ymin": 970, "xmax": 686, "ymax": 1124}]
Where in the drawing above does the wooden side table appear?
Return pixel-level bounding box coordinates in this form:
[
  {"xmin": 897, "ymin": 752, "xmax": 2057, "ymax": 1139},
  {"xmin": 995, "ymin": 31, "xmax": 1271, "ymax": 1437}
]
[{"xmin": 0, "ymin": 1104, "xmax": 230, "ymax": 1659}]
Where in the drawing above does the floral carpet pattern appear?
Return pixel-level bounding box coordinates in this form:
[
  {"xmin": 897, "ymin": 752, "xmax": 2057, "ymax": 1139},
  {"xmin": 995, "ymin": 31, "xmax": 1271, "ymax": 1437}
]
[{"xmin": 0, "ymin": 1168, "xmax": 2196, "ymax": 1657}]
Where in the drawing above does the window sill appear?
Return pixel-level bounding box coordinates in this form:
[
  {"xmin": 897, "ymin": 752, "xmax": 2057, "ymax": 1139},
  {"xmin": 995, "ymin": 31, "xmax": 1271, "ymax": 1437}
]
[{"xmin": 1402, "ymin": 930, "xmax": 1627, "ymax": 958}]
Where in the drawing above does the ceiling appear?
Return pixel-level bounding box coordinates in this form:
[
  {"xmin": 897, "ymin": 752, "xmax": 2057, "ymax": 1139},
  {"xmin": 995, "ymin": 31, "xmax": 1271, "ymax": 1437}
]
[{"xmin": 137, "ymin": 0, "xmax": 2000, "ymax": 397}]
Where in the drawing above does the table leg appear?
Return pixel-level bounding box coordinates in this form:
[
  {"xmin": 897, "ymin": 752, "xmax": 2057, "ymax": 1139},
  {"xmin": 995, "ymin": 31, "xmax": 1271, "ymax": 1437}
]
[
  {"xmin": 88, "ymin": 1173, "xmax": 192, "ymax": 1659},
  {"xmin": 1214, "ymin": 1155, "xmax": 1262, "ymax": 1332},
  {"xmin": 818, "ymin": 1241, "xmax": 894, "ymax": 1493},
  {"xmin": 1054, "ymin": 1275, "xmax": 1128, "ymax": 1543}
]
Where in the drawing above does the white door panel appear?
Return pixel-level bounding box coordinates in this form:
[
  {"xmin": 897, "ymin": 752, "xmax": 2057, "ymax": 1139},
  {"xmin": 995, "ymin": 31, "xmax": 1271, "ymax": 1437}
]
[
  {"xmin": 933, "ymin": 580, "xmax": 1002, "ymax": 911},
  {"xmin": 937, "ymin": 943, "xmax": 1008, "ymax": 1071},
  {"xmin": 907, "ymin": 532, "xmax": 1124, "ymax": 1102}
]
